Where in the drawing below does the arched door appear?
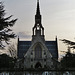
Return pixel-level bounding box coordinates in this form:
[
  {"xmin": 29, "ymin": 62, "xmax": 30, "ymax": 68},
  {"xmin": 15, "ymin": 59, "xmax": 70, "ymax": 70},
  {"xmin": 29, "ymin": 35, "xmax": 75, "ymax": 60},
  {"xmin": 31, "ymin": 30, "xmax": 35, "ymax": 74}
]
[{"xmin": 35, "ymin": 62, "xmax": 42, "ymax": 68}]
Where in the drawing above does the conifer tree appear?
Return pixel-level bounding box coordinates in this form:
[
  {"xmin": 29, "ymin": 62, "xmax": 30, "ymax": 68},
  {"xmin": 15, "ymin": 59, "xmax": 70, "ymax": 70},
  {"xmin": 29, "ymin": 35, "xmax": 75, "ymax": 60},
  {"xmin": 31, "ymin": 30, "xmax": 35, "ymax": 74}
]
[
  {"xmin": 0, "ymin": 2, "xmax": 17, "ymax": 48},
  {"xmin": 61, "ymin": 39, "xmax": 75, "ymax": 49}
]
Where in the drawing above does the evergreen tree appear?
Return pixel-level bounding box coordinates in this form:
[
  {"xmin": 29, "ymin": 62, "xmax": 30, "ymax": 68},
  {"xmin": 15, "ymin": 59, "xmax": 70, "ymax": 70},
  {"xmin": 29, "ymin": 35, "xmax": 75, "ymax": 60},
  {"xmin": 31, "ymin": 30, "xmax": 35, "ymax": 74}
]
[
  {"xmin": 0, "ymin": 2, "xmax": 17, "ymax": 49},
  {"xmin": 0, "ymin": 54, "xmax": 16, "ymax": 69},
  {"xmin": 61, "ymin": 39, "xmax": 75, "ymax": 49},
  {"xmin": 60, "ymin": 47, "xmax": 75, "ymax": 69}
]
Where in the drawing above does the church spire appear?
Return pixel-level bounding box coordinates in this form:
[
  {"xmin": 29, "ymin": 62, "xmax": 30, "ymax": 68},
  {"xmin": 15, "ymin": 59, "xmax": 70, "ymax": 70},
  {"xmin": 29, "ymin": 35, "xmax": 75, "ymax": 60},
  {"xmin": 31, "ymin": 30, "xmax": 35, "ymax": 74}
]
[
  {"xmin": 32, "ymin": 0, "xmax": 44, "ymax": 36},
  {"xmin": 37, "ymin": 0, "xmax": 39, "ymax": 2},
  {"xmin": 36, "ymin": 0, "xmax": 40, "ymax": 15}
]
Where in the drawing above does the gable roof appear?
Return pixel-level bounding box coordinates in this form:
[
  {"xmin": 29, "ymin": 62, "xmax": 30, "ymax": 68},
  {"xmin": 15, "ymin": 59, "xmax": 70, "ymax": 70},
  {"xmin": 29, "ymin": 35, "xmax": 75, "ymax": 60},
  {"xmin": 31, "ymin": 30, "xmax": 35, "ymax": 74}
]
[{"xmin": 17, "ymin": 41, "xmax": 58, "ymax": 59}]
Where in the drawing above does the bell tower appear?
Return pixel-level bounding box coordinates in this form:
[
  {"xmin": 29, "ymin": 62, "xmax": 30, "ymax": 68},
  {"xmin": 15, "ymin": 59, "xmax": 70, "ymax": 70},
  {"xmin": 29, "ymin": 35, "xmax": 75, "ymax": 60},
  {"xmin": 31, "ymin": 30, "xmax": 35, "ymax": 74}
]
[
  {"xmin": 22, "ymin": 0, "xmax": 58, "ymax": 69},
  {"xmin": 32, "ymin": 0, "xmax": 44, "ymax": 36}
]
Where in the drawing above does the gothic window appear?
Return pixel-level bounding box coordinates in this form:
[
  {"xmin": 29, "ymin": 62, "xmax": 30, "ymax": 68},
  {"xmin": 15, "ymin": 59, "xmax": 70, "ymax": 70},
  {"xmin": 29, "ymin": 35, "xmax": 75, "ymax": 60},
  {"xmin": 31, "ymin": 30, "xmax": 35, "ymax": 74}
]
[{"xmin": 35, "ymin": 44, "xmax": 42, "ymax": 59}]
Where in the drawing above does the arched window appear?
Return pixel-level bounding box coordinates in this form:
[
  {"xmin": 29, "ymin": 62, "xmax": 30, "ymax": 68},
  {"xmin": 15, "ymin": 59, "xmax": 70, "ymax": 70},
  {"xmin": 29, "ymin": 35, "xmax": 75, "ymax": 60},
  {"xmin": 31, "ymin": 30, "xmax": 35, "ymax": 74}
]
[{"xmin": 35, "ymin": 44, "xmax": 42, "ymax": 59}]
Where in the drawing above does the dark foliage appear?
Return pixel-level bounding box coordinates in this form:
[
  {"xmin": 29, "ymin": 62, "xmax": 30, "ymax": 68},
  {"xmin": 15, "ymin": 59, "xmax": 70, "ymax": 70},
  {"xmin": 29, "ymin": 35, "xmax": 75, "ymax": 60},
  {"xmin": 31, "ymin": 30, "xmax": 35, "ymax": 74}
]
[
  {"xmin": 60, "ymin": 38, "xmax": 75, "ymax": 69},
  {"xmin": 0, "ymin": 2, "xmax": 17, "ymax": 48},
  {"xmin": 61, "ymin": 52, "xmax": 75, "ymax": 69},
  {"xmin": 61, "ymin": 39, "xmax": 75, "ymax": 49},
  {"xmin": 0, "ymin": 54, "xmax": 16, "ymax": 69}
]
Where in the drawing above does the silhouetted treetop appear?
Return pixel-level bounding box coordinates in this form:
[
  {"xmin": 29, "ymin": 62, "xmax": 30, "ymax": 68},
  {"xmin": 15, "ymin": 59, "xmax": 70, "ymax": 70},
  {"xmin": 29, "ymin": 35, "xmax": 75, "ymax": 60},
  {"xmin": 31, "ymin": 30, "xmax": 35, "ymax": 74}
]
[
  {"xmin": 61, "ymin": 39, "xmax": 75, "ymax": 49},
  {"xmin": 60, "ymin": 50, "xmax": 75, "ymax": 69},
  {"xmin": 0, "ymin": 2, "xmax": 17, "ymax": 49},
  {"xmin": 0, "ymin": 54, "xmax": 16, "ymax": 69}
]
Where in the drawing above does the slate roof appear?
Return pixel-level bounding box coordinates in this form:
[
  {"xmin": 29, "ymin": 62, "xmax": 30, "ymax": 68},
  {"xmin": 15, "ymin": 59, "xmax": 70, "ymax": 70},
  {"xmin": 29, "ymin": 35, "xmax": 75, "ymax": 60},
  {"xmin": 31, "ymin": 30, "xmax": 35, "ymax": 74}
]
[{"xmin": 17, "ymin": 41, "xmax": 58, "ymax": 59}]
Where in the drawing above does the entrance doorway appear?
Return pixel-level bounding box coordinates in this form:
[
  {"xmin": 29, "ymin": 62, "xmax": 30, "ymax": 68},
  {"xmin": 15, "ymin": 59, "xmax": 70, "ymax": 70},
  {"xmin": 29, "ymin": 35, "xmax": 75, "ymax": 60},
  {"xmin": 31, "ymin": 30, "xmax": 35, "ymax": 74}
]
[{"xmin": 35, "ymin": 62, "xmax": 42, "ymax": 68}]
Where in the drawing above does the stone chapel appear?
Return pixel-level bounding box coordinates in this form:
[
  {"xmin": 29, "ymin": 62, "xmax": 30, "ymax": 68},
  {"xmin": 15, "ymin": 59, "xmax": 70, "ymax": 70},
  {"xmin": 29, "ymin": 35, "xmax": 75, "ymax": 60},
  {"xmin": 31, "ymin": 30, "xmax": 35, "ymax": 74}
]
[{"xmin": 17, "ymin": 0, "xmax": 58, "ymax": 69}]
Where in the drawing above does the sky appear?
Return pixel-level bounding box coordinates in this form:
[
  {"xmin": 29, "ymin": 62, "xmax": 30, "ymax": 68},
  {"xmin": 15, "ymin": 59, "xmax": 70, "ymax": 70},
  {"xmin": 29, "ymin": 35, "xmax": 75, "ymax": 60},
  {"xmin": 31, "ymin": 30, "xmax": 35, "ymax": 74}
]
[{"xmin": 1, "ymin": 0, "xmax": 75, "ymax": 57}]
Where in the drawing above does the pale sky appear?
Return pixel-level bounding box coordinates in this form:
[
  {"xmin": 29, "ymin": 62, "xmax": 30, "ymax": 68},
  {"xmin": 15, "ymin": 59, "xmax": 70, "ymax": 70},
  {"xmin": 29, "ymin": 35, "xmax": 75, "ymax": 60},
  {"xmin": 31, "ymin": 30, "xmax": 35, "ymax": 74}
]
[{"xmin": 1, "ymin": 0, "xmax": 75, "ymax": 57}]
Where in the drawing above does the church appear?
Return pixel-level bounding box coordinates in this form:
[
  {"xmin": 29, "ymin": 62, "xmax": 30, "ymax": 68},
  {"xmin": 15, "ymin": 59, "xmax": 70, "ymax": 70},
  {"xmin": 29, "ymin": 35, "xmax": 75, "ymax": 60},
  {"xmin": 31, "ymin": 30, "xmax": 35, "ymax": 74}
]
[{"xmin": 17, "ymin": 0, "xmax": 58, "ymax": 69}]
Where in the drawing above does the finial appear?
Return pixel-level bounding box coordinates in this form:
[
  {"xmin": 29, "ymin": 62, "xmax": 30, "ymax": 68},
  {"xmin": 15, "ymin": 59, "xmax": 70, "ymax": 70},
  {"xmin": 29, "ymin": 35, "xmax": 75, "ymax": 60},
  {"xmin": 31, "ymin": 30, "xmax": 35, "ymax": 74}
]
[
  {"xmin": 18, "ymin": 36, "xmax": 19, "ymax": 38},
  {"xmin": 56, "ymin": 36, "xmax": 57, "ymax": 38},
  {"xmin": 55, "ymin": 36, "xmax": 57, "ymax": 39},
  {"xmin": 36, "ymin": 0, "xmax": 40, "ymax": 15},
  {"xmin": 37, "ymin": 0, "xmax": 39, "ymax": 3}
]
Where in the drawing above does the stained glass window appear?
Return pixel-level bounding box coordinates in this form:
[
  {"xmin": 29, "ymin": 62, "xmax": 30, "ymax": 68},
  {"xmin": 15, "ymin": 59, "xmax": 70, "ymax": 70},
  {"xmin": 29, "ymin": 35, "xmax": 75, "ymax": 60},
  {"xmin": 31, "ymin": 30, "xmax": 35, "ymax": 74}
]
[{"xmin": 35, "ymin": 44, "xmax": 42, "ymax": 59}]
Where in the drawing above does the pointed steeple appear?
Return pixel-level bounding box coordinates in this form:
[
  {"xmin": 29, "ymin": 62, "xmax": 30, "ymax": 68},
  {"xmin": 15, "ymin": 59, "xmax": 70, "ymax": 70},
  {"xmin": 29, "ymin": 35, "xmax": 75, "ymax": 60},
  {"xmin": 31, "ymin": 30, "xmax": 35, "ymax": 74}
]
[
  {"xmin": 32, "ymin": 0, "xmax": 44, "ymax": 36},
  {"xmin": 36, "ymin": 0, "xmax": 40, "ymax": 15}
]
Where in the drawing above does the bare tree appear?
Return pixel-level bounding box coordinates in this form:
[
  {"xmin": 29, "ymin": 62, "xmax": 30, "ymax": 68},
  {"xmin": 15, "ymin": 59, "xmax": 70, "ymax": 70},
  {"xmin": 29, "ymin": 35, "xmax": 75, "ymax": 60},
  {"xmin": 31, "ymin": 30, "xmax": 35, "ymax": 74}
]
[{"xmin": 8, "ymin": 43, "xmax": 17, "ymax": 58}]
